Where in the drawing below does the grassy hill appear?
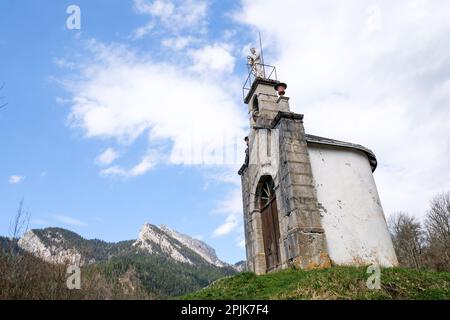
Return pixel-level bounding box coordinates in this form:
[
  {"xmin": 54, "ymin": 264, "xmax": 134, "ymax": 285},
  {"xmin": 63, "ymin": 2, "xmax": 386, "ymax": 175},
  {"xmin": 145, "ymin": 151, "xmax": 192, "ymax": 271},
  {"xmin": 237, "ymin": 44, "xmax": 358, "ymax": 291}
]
[{"xmin": 182, "ymin": 266, "xmax": 450, "ymax": 300}]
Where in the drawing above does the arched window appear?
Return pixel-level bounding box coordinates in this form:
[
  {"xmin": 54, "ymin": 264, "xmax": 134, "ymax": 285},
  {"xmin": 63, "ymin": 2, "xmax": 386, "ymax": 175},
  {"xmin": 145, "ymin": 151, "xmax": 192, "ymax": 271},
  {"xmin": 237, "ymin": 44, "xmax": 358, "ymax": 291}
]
[{"xmin": 257, "ymin": 177, "xmax": 275, "ymax": 209}]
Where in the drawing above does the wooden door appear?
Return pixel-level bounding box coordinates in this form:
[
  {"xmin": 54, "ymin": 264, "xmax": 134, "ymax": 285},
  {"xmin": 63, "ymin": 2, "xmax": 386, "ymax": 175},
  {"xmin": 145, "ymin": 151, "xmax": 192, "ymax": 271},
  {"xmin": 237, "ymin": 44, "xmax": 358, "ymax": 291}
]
[{"xmin": 261, "ymin": 197, "xmax": 281, "ymax": 272}]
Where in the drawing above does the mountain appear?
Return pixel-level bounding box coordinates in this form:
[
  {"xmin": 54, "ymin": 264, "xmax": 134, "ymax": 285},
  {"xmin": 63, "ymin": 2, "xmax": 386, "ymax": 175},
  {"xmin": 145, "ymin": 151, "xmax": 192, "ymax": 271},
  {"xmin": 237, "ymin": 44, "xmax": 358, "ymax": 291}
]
[
  {"xmin": 158, "ymin": 224, "xmax": 226, "ymax": 267},
  {"xmin": 18, "ymin": 224, "xmax": 230, "ymax": 268},
  {"xmin": 234, "ymin": 260, "xmax": 247, "ymax": 272},
  {"xmin": 13, "ymin": 223, "xmax": 238, "ymax": 298},
  {"xmin": 0, "ymin": 236, "xmax": 12, "ymax": 251},
  {"xmin": 17, "ymin": 228, "xmax": 134, "ymax": 265}
]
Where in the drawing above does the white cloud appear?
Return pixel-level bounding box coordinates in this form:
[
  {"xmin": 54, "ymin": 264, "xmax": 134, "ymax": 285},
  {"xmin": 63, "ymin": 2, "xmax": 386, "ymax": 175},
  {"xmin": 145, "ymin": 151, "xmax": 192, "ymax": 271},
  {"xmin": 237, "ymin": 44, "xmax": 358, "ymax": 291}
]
[
  {"xmin": 100, "ymin": 151, "xmax": 158, "ymax": 177},
  {"xmin": 95, "ymin": 148, "xmax": 119, "ymax": 166},
  {"xmin": 133, "ymin": 21, "xmax": 155, "ymax": 39},
  {"xmin": 133, "ymin": 0, "xmax": 208, "ymax": 37},
  {"xmin": 189, "ymin": 43, "xmax": 236, "ymax": 74},
  {"xmin": 59, "ymin": 38, "xmax": 245, "ymax": 242},
  {"xmin": 162, "ymin": 36, "xmax": 196, "ymax": 50},
  {"xmin": 134, "ymin": 0, "xmax": 175, "ymax": 16},
  {"xmin": 204, "ymin": 167, "xmax": 241, "ymax": 187},
  {"xmin": 236, "ymin": 236, "xmax": 245, "ymax": 248},
  {"xmin": 213, "ymin": 215, "xmax": 238, "ymax": 237},
  {"xmin": 99, "ymin": 166, "xmax": 127, "ymax": 177},
  {"xmin": 212, "ymin": 188, "xmax": 243, "ymax": 238},
  {"xmin": 63, "ymin": 40, "xmax": 246, "ymax": 173},
  {"xmin": 53, "ymin": 214, "xmax": 87, "ymax": 227},
  {"xmin": 235, "ymin": 0, "xmax": 450, "ymax": 219},
  {"xmin": 9, "ymin": 175, "xmax": 24, "ymax": 185},
  {"xmin": 129, "ymin": 152, "xmax": 158, "ymax": 176},
  {"xmin": 53, "ymin": 58, "xmax": 76, "ymax": 70}
]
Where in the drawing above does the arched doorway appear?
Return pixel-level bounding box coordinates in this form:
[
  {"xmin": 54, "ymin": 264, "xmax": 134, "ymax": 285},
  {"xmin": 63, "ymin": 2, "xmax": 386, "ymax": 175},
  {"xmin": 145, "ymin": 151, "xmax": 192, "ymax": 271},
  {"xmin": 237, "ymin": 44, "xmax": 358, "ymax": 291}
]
[{"xmin": 256, "ymin": 176, "xmax": 281, "ymax": 272}]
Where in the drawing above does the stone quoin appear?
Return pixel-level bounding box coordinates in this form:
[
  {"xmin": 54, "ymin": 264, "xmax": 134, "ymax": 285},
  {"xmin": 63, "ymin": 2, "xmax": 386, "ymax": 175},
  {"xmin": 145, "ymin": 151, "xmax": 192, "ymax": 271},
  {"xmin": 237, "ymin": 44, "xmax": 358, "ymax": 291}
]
[{"xmin": 239, "ymin": 53, "xmax": 398, "ymax": 275}]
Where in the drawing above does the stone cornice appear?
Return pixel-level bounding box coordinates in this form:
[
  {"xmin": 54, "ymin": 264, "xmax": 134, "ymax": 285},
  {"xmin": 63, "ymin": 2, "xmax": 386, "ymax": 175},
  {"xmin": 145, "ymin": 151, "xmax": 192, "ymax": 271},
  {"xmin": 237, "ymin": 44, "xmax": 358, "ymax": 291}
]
[
  {"xmin": 244, "ymin": 78, "xmax": 280, "ymax": 104},
  {"xmin": 270, "ymin": 111, "xmax": 304, "ymax": 129}
]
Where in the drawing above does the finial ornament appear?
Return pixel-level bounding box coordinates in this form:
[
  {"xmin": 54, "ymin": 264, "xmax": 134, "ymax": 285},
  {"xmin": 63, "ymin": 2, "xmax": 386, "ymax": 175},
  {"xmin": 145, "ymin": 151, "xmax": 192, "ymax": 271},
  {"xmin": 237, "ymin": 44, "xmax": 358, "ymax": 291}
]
[{"xmin": 275, "ymin": 82, "xmax": 287, "ymax": 96}]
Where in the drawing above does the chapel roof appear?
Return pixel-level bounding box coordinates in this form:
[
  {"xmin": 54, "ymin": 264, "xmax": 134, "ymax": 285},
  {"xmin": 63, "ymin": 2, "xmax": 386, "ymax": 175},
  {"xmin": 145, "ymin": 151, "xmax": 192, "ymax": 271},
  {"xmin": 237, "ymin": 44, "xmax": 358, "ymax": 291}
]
[{"xmin": 305, "ymin": 134, "xmax": 378, "ymax": 172}]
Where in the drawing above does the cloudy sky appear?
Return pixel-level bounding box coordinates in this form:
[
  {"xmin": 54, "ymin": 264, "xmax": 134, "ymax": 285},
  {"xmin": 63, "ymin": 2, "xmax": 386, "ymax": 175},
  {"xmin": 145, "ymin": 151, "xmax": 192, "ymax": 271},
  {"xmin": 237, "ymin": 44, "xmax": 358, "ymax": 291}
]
[{"xmin": 1, "ymin": 0, "xmax": 449, "ymax": 263}]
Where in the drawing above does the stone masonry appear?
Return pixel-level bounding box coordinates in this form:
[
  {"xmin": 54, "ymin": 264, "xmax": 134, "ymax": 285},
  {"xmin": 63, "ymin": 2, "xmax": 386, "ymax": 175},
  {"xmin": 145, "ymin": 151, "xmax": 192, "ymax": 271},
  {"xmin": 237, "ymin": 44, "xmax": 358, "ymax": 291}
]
[{"xmin": 239, "ymin": 78, "xmax": 331, "ymax": 274}]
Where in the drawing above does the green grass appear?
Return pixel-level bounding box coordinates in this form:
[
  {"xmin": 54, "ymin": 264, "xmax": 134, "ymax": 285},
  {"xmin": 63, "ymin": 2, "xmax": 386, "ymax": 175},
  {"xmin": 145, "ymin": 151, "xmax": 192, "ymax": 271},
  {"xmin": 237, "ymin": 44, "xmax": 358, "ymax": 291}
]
[{"xmin": 181, "ymin": 266, "xmax": 450, "ymax": 300}]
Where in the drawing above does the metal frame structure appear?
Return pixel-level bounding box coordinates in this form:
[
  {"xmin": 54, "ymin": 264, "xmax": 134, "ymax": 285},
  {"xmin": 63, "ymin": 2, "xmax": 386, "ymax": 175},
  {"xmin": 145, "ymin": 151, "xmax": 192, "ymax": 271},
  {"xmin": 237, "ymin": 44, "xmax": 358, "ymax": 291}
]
[{"xmin": 242, "ymin": 63, "xmax": 277, "ymax": 101}]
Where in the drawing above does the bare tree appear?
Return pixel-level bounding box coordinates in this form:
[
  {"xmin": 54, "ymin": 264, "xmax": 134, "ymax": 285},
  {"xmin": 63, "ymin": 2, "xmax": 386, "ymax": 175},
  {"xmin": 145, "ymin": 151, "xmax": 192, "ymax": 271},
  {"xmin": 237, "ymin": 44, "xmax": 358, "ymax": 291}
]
[
  {"xmin": 0, "ymin": 82, "xmax": 7, "ymax": 109},
  {"xmin": 2, "ymin": 200, "xmax": 31, "ymax": 297},
  {"xmin": 425, "ymin": 192, "xmax": 450, "ymax": 270},
  {"xmin": 8, "ymin": 199, "xmax": 31, "ymax": 255},
  {"xmin": 389, "ymin": 212, "xmax": 425, "ymax": 269}
]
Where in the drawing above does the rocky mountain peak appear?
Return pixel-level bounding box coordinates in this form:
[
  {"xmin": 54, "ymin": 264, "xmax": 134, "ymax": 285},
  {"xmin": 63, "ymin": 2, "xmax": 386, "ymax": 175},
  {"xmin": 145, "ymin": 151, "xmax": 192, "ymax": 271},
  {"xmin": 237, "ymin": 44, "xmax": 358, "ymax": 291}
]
[
  {"xmin": 18, "ymin": 229, "xmax": 84, "ymax": 266},
  {"xmin": 133, "ymin": 223, "xmax": 193, "ymax": 265},
  {"xmin": 159, "ymin": 225, "xmax": 226, "ymax": 267}
]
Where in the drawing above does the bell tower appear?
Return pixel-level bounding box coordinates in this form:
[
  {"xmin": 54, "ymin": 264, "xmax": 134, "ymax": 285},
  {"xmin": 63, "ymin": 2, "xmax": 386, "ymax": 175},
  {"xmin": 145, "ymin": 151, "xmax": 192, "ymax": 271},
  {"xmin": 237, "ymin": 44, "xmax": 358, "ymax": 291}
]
[{"xmin": 239, "ymin": 58, "xmax": 331, "ymax": 274}]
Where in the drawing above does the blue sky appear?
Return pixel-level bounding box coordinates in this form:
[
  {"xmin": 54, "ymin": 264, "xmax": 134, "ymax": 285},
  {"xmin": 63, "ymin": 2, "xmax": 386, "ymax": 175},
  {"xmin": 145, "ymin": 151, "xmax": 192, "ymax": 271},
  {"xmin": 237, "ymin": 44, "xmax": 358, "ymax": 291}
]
[
  {"xmin": 1, "ymin": 0, "xmax": 450, "ymax": 264},
  {"xmin": 0, "ymin": 0, "xmax": 252, "ymax": 263}
]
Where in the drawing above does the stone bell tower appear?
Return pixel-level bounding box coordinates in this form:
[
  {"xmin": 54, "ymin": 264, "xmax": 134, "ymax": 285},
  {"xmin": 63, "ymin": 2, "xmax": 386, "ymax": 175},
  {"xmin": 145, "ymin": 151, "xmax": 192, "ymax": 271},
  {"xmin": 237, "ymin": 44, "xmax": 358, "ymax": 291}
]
[{"xmin": 239, "ymin": 63, "xmax": 331, "ymax": 275}]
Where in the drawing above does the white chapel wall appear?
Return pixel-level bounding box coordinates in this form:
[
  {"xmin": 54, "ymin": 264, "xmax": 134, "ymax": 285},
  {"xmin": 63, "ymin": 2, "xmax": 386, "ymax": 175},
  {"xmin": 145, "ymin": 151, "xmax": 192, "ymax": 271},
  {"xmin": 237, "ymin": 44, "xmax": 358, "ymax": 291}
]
[{"xmin": 307, "ymin": 144, "xmax": 398, "ymax": 267}]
